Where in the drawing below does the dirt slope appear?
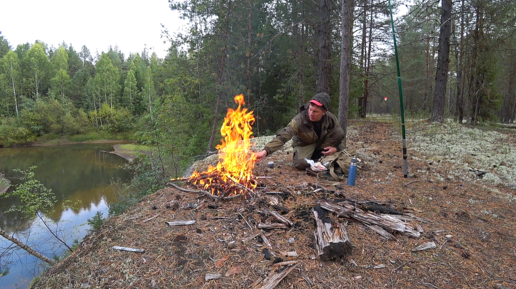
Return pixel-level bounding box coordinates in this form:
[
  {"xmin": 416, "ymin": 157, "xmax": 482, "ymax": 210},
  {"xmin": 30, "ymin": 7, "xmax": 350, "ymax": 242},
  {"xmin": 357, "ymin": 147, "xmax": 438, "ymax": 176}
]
[{"xmin": 32, "ymin": 120, "xmax": 516, "ymax": 289}]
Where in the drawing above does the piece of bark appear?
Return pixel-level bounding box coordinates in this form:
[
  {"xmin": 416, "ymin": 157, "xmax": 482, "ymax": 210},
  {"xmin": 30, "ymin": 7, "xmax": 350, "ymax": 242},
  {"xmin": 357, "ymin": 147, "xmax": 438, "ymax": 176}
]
[
  {"xmin": 412, "ymin": 242, "xmax": 436, "ymax": 252},
  {"xmin": 272, "ymin": 260, "xmax": 298, "ymax": 267},
  {"xmin": 205, "ymin": 273, "xmax": 222, "ymax": 281},
  {"xmin": 320, "ymin": 201, "xmax": 420, "ymax": 238},
  {"xmin": 267, "ymin": 210, "xmax": 293, "ymax": 226},
  {"xmin": 112, "ymin": 246, "xmax": 145, "ymax": 253},
  {"xmin": 313, "ymin": 207, "xmax": 352, "ymax": 261},
  {"xmin": 257, "ymin": 223, "xmax": 288, "ymax": 230},
  {"xmin": 255, "ymin": 262, "xmax": 298, "ymax": 289},
  {"xmin": 165, "ymin": 220, "xmax": 196, "ymax": 226},
  {"xmin": 279, "ymin": 251, "xmax": 298, "ymax": 257}
]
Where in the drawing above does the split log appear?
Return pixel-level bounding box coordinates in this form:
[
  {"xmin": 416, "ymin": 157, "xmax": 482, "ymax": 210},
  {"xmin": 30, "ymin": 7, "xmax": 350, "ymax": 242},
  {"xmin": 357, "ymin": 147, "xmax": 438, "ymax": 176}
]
[
  {"xmin": 313, "ymin": 206, "xmax": 352, "ymax": 261},
  {"xmin": 257, "ymin": 223, "xmax": 288, "ymax": 230},
  {"xmin": 320, "ymin": 201, "xmax": 420, "ymax": 238},
  {"xmin": 255, "ymin": 262, "xmax": 298, "ymax": 289},
  {"xmin": 166, "ymin": 220, "xmax": 196, "ymax": 226}
]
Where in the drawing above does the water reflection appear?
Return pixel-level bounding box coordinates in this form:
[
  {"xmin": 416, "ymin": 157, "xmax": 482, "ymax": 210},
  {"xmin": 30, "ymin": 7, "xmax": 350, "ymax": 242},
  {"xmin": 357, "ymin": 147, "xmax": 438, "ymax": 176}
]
[{"xmin": 0, "ymin": 143, "xmax": 132, "ymax": 289}]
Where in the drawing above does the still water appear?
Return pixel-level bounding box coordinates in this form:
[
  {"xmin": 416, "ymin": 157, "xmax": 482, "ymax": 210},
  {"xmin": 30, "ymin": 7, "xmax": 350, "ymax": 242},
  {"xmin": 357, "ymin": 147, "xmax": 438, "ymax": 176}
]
[{"xmin": 0, "ymin": 144, "xmax": 132, "ymax": 289}]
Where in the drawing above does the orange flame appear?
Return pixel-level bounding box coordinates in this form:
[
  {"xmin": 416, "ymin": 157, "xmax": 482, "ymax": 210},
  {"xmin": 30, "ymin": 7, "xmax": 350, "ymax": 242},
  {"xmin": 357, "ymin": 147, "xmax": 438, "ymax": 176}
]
[{"xmin": 189, "ymin": 94, "xmax": 257, "ymax": 197}]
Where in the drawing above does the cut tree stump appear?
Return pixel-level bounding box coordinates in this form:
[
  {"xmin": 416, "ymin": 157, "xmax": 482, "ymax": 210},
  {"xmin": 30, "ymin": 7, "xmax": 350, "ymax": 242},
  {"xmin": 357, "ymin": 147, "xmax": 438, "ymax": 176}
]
[{"xmin": 313, "ymin": 206, "xmax": 352, "ymax": 261}]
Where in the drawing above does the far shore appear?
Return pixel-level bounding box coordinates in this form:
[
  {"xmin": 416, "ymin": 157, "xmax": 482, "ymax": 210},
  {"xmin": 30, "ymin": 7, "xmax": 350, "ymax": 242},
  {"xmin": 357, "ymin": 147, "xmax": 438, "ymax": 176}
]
[{"xmin": 32, "ymin": 140, "xmax": 132, "ymax": 147}]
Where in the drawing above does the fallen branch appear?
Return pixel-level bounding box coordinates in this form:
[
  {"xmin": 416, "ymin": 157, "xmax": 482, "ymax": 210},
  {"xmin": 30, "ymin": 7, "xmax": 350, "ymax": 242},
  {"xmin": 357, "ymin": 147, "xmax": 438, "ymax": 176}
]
[
  {"xmin": 141, "ymin": 214, "xmax": 160, "ymax": 223},
  {"xmin": 267, "ymin": 210, "xmax": 293, "ymax": 226},
  {"xmin": 255, "ymin": 262, "xmax": 298, "ymax": 289},
  {"xmin": 257, "ymin": 223, "xmax": 288, "ymax": 230},
  {"xmin": 167, "ymin": 182, "xmax": 243, "ymax": 200},
  {"xmin": 112, "ymin": 246, "xmax": 144, "ymax": 253}
]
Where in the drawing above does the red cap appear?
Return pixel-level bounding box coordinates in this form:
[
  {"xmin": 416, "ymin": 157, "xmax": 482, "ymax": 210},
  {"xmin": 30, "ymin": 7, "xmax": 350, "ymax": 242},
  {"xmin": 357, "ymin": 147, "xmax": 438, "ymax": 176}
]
[{"xmin": 309, "ymin": 99, "xmax": 323, "ymax": 107}]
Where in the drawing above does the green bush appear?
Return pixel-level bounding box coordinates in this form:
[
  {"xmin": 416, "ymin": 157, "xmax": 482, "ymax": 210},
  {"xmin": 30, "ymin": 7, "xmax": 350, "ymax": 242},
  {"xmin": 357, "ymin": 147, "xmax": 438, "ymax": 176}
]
[
  {"xmin": 0, "ymin": 124, "xmax": 36, "ymax": 147},
  {"xmin": 87, "ymin": 211, "xmax": 105, "ymax": 230}
]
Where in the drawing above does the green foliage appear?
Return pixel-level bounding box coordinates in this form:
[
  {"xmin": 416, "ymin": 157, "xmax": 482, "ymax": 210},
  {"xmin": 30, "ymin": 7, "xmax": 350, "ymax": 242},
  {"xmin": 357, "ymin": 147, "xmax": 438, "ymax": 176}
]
[
  {"xmin": 0, "ymin": 118, "xmax": 36, "ymax": 147},
  {"xmin": 4, "ymin": 166, "xmax": 56, "ymax": 218},
  {"xmin": 87, "ymin": 211, "xmax": 105, "ymax": 230}
]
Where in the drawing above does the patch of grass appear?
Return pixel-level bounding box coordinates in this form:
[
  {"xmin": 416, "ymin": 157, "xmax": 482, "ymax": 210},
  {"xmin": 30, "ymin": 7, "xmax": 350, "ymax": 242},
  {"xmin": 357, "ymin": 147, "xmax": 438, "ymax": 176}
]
[{"xmin": 118, "ymin": 144, "xmax": 152, "ymax": 151}]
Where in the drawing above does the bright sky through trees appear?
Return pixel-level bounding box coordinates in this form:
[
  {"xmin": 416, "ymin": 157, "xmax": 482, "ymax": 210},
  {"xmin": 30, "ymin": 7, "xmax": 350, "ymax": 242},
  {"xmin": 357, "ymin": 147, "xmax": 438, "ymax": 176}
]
[{"xmin": 0, "ymin": 0, "xmax": 184, "ymax": 58}]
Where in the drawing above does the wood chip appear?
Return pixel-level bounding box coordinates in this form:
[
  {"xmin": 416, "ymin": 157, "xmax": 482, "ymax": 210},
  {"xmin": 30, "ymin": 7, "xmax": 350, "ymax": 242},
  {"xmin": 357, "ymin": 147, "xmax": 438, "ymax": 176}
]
[
  {"xmin": 204, "ymin": 273, "xmax": 221, "ymax": 281},
  {"xmin": 112, "ymin": 246, "xmax": 144, "ymax": 253},
  {"xmin": 165, "ymin": 220, "xmax": 196, "ymax": 226}
]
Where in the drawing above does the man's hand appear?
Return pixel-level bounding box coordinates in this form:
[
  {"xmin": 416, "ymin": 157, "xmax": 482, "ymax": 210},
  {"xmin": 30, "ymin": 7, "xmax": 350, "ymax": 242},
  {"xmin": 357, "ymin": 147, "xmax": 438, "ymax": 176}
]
[
  {"xmin": 322, "ymin": 146, "xmax": 337, "ymax": 156},
  {"xmin": 255, "ymin": 150, "xmax": 267, "ymax": 161}
]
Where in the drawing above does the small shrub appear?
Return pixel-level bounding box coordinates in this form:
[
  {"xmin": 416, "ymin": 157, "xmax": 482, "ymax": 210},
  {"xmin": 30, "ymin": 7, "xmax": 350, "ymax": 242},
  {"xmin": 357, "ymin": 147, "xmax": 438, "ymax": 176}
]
[{"xmin": 87, "ymin": 211, "xmax": 105, "ymax": 230}]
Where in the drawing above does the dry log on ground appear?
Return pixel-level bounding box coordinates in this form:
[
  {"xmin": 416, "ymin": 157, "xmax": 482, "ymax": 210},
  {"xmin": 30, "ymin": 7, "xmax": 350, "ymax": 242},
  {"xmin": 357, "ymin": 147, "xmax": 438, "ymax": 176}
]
[
  {"xmin": 320, "ymin": 201, "xmax": 421, "ymax": 238},
  {"xmin": 313, "ymin": 206, "xmax": 352, "ymax": 261}
]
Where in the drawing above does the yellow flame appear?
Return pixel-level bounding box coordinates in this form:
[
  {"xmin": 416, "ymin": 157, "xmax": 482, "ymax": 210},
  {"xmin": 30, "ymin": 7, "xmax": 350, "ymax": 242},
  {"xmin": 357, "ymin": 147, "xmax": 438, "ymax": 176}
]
[{"xmin": 187, "ymin": 94, "xmax": 257, "ymax": 196}]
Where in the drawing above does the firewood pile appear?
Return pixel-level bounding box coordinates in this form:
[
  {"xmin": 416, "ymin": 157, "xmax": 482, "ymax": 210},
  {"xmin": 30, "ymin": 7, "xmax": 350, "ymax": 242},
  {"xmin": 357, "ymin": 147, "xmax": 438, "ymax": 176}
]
[{"xmin": 165, "ymin": 176, "xmax": 425, "ymax": 288}]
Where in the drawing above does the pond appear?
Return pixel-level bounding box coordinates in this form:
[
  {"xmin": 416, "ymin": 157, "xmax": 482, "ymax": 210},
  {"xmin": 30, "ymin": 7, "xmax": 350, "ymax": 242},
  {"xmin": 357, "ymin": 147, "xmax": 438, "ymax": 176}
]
[{"xmin": 0, "ymin": 143, "xmax": 133, "ymax": 289}]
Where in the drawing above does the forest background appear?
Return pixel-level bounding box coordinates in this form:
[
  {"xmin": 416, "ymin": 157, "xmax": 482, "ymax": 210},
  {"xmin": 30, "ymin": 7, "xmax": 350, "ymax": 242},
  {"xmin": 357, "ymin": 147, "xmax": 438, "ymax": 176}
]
[{"xmin": 1, "ymin": 0, "xmax": 515, "ymax": 181}]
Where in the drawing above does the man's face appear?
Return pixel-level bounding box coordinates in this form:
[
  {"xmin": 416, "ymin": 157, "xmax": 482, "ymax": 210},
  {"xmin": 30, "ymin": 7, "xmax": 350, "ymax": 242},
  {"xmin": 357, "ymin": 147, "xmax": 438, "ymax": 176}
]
[{"xmin": 308, "ymin": 104, "xmax": 326, "ymax": 122}]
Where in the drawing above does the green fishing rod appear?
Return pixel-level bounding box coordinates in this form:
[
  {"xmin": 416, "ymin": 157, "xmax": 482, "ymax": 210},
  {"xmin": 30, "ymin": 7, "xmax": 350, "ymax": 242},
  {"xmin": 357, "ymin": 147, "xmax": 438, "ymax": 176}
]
[{"xmin": 388, "ymin": 0, "xmax": 408, "ymax": 178}]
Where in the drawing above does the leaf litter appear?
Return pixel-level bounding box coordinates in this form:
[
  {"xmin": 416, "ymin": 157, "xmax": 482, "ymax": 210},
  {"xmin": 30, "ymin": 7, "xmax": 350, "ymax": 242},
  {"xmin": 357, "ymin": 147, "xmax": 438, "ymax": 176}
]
[{"xmin": 32, "ymin": 120, "xmax": 516, "ymax": 289}]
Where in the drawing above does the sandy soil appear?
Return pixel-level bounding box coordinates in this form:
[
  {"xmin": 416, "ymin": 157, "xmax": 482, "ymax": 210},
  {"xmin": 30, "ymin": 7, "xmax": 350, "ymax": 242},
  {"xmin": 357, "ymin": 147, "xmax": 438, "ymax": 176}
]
[{"xmin": 31, "ymin": 120, "xmax": 516, "ymax": 289}]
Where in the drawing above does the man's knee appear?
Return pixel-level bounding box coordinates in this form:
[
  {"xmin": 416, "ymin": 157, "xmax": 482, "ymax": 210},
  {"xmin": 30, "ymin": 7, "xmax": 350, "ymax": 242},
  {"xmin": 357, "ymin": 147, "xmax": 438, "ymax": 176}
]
[{"xmin": 293, "ymin": 158, "xmax": 310, "ymax": 170}]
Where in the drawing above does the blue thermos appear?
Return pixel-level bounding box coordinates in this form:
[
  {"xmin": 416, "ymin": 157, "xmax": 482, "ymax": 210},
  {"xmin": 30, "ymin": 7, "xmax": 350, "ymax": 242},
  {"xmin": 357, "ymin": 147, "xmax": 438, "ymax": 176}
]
[{"xmin": 347, "ymin": 157, "xmax": 357, "ymax": 186}]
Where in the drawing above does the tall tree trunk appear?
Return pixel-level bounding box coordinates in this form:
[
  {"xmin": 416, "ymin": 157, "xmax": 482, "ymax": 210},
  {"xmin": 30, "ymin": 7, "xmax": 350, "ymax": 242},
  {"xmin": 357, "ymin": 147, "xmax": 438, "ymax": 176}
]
[
  {"xmin": 298, "ymin": 10, "xmax": 306, "ymax": 107},
  {"xmin": 316, "ymin": 0, "xmax": 331, "ymax": 94},
  {"xmin": 467, "ymin": 3, "xmax": 482, "ymax": 125},
  {"xmin": 429, "ymin": 0, "xmax": 452, "ymax": 122},
  {"xmin": 35, "ymin": 71, "xmax": 39, "ymax": 100},
  {"xmin": 0, "ymin": 227, "xmax": 55, "ymax": 265},
  {"xmin": 455, "ymin": 0, "xmax": 465, "ymax": 123},
  {"xmin": 339, "ymin": 0, "xmax": 352, "ymax": 148},
  {"xmin": 358, "ymin": 0, "xmax": 367, "ymax": 115},
  {"xmin": 207, "ymin": 0, "xmax": 232, "ymax": 153},
  {"xmin": 361, "ymin": 1, "xmax": 374, "ymax": 118},
  {"xmin": 246, "ymin": 0, "xmax": 253, "ymax": 106}
]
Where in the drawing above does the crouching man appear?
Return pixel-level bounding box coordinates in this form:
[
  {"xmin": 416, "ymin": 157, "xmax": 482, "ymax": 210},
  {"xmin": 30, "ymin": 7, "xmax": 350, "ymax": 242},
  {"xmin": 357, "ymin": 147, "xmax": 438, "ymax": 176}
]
[{"xmin": 254, "ymin": 92, "xmax": 344, "ymax": 170}]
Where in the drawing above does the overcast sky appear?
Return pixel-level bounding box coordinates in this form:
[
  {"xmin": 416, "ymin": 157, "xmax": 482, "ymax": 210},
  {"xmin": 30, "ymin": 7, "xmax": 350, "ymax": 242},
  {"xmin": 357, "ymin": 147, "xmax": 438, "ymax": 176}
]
[{"xmin": 0, "ymin": 0, "xmax": 186, "ymax": 59}]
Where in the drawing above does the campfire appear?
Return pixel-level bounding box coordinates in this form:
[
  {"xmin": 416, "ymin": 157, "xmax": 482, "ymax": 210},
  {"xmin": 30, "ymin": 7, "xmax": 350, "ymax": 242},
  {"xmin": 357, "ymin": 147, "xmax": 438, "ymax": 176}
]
[{"xmin": 186, "ymin": 94, "xmax": 257, "ymax": 198}]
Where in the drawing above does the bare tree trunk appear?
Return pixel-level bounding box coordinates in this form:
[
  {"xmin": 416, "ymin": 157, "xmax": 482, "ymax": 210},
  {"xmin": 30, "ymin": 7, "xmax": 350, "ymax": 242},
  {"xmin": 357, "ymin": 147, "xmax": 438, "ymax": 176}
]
[
  {"xmin": 9, "ymin": 62, "xmax": 19, "ymax": 117},
  {"xmin": 298, "ymin": 11, "xmax": 306, "ymax": 107},
  {"xmin": 207, "ymin": 0, "xmax": 232, "ymax": 153},
  {"xmin": 429, "ymin": 0, "xmax": 452, "ymax": 122},
  {"xmin": 0, "ymin": 227, "xmax": 55, "ymax": 265},
  {"xmin": 455, "ymin": 0, "xmax": 465, "ymax": 123},
  {"xmin": 361, "ymin": 1, "xmax": 374, "ymax": 118},
  {"xmin": 246, "ymin": 0, "xmax": 253, "ymax": 106},
  {"xmin": 316, "ymin": 0, "xmax": 331, "ymax": 94},
  {"xmin": 358, "ymin": 0, "xmax": 367, "ymax": 116},
  {"xmin": 338, "ymin": 0, "xmax": 352, "ymax": 148}
]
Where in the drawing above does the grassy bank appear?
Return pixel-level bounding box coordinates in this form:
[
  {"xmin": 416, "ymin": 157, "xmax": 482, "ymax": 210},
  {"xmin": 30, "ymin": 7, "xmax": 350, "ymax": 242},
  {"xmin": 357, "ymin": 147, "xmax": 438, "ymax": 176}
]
[{"xmin": 33, "ymin": 131, "xmax": 136, "ymax": 146}]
